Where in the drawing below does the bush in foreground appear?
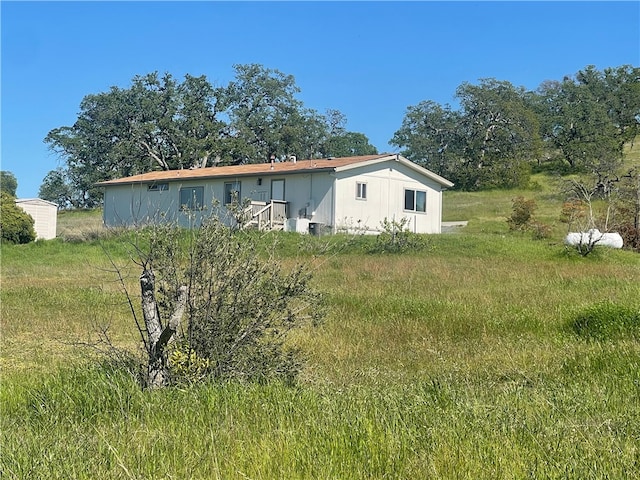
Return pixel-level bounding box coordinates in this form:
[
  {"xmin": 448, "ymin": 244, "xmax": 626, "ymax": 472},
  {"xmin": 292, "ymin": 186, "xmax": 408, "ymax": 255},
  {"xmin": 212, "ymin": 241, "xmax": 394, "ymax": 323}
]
[{"xmin": 111, "ymin": 215, "xmax": 324, "ymax": 389}]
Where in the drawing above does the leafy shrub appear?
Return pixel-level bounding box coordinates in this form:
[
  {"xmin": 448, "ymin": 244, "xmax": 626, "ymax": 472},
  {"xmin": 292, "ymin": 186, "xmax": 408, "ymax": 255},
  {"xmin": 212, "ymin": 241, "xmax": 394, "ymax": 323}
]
[
  {"xmin": 116, "ymin": 215, "xmax": 324, "ymax": 388},
  {"xmin": 168, "ymin": 342, "xmax": 211, "ymax": 385},
  {"xmin": 608, "ymin": 200, "xmax": 639, "ymax": 252},
  {"xmin": 0, "ymin": 192, "xmax": 36, "ymax": 244},
  {"xmin": 181, "ymin": 221, "xmax": 321, "ymax": 383},
  {"xmin": 616, "ymin": 221, "xmax": 639, "ymax": 252},
  {"xmin": 529, "ymin": 221, "xmax": 552, "ymax": 240},
  {"xmin": 570, "ymin": 301, "xmax": 640, "ymax": 341},
  {"xmin": 370, "ymin": 217, "xmax": 431, "ymax": 254},
  {"xmin": 507, "ymin": 196, "xmax": 537, "ymax": 231},
  {"xmin": 507, "ymin": 196, "xmax": 551, "ymax": 240}
]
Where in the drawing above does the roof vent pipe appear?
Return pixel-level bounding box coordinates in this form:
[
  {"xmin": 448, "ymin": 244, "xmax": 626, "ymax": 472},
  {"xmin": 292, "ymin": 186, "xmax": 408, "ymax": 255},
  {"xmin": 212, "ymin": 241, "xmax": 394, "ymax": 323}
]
[{"xmin": 290, "ymin": 155, "xmax": 297, "ymax": 163}]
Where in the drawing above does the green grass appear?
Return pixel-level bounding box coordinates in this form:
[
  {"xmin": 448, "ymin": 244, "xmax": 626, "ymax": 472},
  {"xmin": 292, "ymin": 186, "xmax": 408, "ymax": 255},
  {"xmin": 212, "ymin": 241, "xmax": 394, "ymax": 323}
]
[
  {"xmin": 3, "ymin": 350, "xmax": 639, "ymax": 479},
  {"xmin": 443, "ymin": 172, "xmax": 568, "ymax": 236},
  {"xmin": 2, "ymin": 167, "xmax": 640, "ymax": 478},
  {"xmin": 56, "ymin": 208, "xmax": 106, "ymax": 240},
  {"xmin": 623, "ymin": 140, "xmax": 640, "ymax": 167},
  {"xmin": 443, "ymin": 136, "xmax": 640, "ymax": 235}
]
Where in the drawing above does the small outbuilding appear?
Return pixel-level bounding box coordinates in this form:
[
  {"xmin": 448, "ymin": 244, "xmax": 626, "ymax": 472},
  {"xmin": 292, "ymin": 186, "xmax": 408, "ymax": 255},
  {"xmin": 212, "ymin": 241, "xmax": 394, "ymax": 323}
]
[{"xmin": 15, "ymin": 198, "xmax": 58, "ymax": 240}]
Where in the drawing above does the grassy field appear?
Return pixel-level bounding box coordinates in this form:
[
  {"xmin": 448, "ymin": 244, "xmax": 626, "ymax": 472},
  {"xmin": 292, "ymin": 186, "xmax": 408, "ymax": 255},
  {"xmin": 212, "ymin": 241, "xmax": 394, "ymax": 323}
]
[{"xmin": 2, "ymin": 167, "xmax": 640, "ymax": 478}]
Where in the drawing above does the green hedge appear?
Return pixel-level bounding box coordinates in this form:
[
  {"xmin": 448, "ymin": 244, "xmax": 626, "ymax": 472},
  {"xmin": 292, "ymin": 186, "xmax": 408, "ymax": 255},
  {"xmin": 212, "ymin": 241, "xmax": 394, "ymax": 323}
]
[{"xmin": 0, "ymin": 192, "xmax": 36, "ymax": 244}]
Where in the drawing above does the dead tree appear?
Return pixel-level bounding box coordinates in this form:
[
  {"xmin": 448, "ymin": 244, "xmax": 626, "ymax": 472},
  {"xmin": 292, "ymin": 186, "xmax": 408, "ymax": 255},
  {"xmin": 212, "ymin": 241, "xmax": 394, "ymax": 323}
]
[
  {"xmin": 140, "ymin": 267, "xmax": 187, "ymax": 389},
  {"xmin": 104, "ymin": 214, "xmax": 323, "ymax": 389}
]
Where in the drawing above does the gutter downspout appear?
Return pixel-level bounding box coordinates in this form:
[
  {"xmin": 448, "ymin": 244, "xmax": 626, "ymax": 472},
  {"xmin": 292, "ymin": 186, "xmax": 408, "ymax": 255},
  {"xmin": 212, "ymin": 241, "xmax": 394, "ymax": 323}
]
[
  {"xmin": 102, "ymin": 190, "xmax": 108, "ymax": 226},
  {"xmin": 309, "ymin": 173, "xmax": 313, "ymax": 219},
  {"xmin": 330, "ymin": 174, "xmax": 336, "ymax": 234},
  {"xmin": 387, "ymin": 167, "xmax": 392, "ymax": 221},
  {"xmin": 437, "ymin": 186, "xmax": 443, "ymax": 234}
]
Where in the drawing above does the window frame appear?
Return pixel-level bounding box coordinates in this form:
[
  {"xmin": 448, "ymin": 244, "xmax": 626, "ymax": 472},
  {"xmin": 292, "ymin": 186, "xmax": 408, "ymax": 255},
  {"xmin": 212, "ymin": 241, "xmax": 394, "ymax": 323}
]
[
  {"xmin": 224, "ymin": 181, "xmax": 242, "ymax": 205},
  {"xmin": 356, "ymin": 181, "xmax": 367, "ymax": 200},
  {"xmin": 148, "ymin": 182, "xmax": 169, "ymax": 192},
  {"xmin": 404, "ymin": 188, "xmax": 427, "ymax": 213},
  {"xmin": 179, "ymin": 186, "xmax": 205, "ymax": 211}
]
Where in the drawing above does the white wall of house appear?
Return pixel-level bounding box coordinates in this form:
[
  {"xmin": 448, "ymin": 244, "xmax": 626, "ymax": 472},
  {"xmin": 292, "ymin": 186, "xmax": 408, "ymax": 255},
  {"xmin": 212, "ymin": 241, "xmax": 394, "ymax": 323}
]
[
  {"xmin": 281, "ymin": 172, "xmax": 334, "ymax": 225},
  {"xmin": 15, "ymin": 199, "xmax": 58, "ymax": 240},
  {"xmin": 241, "ymin": 172, "xmax": 333, "ymax": 224},
  {"xmin": 103, "ymin": 181, "xmax": 216, "ymax": 228},
  {"xmin": 101, "ymin": 160, "xmax": 447, "ymax": 234},
  {"xmin": 104, "ymin": 183, "xmax": 176, "ymax": 227},
  {"xmin": 102, "ymin": 172, "xmax": 336, "ymax": 229},
  {"xmin": 333, "ymin": 160, "xmax": 445, "ymax": 234}
]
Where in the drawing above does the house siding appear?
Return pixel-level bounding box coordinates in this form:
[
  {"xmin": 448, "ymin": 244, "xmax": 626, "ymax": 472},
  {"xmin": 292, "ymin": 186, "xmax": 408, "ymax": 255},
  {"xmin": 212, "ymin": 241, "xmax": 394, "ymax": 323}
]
[
  {"xmin": 99, "ymin": 155, "xmax": 452, "ymax": 234},
  {"xmin": 102, "ymin": 172, "xmax": 337, "ymax": 229},
  {"xmin": 103, "ymin": 181, "xmax": 218, "ymax": 228},
  {"xmin": 288, "ymin": 173, "xmax": 334, "ymax": 226},
  {"xmin": 333, "ymin": 160, "xmax": 444, "ymax": 234},
  {"xmin": 15, "ymin": 199, "xmax": 58, "ymax": 240}
]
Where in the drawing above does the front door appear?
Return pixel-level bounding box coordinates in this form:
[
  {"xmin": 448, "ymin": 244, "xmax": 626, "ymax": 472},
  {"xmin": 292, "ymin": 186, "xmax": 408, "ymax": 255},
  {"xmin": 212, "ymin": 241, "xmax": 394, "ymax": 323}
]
[{"xmin": 271, "ymin": 179, "xmax": 285, "ymax": 201}]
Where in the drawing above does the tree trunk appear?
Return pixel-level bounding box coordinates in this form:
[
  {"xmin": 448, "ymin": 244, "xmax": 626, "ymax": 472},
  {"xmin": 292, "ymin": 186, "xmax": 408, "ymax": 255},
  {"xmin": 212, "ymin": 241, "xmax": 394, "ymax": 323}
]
[{"xmin": 140, "ymin": 268, "xmax": 188, "ymax": 389}]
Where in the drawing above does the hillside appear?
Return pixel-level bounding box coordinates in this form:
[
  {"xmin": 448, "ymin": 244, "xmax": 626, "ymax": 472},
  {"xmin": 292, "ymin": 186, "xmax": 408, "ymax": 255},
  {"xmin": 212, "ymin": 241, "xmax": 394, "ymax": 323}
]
[
  {"xmin": 444, "ymin": 139, "xmax": 640, "ymax": 238},
  {"xmin": 1, "ymin": 142, "xmax": 639, "ymax": 479}
]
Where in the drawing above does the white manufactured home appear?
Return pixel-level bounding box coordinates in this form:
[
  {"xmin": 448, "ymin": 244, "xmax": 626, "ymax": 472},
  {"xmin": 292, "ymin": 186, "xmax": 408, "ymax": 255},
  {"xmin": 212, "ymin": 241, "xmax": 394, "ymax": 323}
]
[
  {"xmin": 15, "ymin": 198, "xmax": 58, "ymax": 240},
  {"xmin": 96, "ymin": 154, "xmax": 454, "ymax": 234}
]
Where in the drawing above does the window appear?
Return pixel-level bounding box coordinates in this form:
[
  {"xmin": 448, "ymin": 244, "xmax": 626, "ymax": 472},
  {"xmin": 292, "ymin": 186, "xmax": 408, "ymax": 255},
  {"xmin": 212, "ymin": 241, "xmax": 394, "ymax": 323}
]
[
  {"xmin": 224, "ymin": 181, "xmax": 241, "ymax": 204},
  {"xmin": 404, "ymin": 189, "xmax": 426, "ymax": 212},
  {"xmin": 356, "ymin": 182, "xmax": 367, "ymax": 200},
  {"xmin": 148, "ymin": 182, "xmax": 168, "ymax": 192},
  {"xmin": 179, "ymin": 186, "xmax": 204, "ymax": 210}
]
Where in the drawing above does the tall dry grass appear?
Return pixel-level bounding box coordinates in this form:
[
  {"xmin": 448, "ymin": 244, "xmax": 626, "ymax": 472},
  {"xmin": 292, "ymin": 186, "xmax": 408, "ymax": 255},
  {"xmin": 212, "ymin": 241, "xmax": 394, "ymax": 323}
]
[{"xmin": 2, "ymin": 162, "xmax": 639, "ymax": 478}]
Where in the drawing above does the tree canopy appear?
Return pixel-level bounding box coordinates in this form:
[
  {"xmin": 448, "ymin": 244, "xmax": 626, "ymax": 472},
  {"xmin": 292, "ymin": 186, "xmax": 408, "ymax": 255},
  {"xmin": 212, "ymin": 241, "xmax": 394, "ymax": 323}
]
[
  {"xmin": 44, "ymin": 63, "xmax": 638, "ymax": 205},
  {"xmin": 391, "ymin": 65, "xmax": 639, "ymax": 190},
  {"xmin": 391, "ymin": 80, "xmax": 541, "ymax": 190},
  {"xmin": 1, "ymin": 171, "xmax": 18, "ymax": 197},
  {"xmin": 44, "ymin": 65, "xmax": 377, "ymax": 208},
  {"xmin": 533, "ymin": 65, "xmax": 639, "ymax": 174},
  {"xmin": 38, "ymin": 168, "xmax": 74, "ymax": 209}
]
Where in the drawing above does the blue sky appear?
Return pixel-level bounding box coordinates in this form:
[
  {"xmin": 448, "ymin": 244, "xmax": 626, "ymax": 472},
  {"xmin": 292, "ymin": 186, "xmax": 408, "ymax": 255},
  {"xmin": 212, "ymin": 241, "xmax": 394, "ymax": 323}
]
[{"xmin": 2, "ymin": 1, "xmax": 639, "ymax": 198}]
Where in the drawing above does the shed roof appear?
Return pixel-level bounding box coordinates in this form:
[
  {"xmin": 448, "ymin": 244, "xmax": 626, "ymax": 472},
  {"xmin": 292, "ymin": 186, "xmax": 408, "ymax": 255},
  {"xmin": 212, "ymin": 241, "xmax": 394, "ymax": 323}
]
[
  {"xmin": 95, "ymin": 154, "xmax": 454, "ymax": 188},
  {"xmin": 15, "ymin": 198, "xmax": 59, "ymax": 207}
]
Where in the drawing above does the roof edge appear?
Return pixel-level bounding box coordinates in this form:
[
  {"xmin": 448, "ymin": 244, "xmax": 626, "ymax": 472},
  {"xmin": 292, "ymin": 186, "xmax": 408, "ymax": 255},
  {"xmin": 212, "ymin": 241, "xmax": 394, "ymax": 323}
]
[
  {"xmin": 334, "ymin": 154, "xmax": 455, "ymax": 188},
  {"xmin": 94, "ymin": 154, "xmax": 454, "ymax": 188},
  {"xmin": 16, "ymin": 198, "xmax": 59, "ymax": 207}
]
